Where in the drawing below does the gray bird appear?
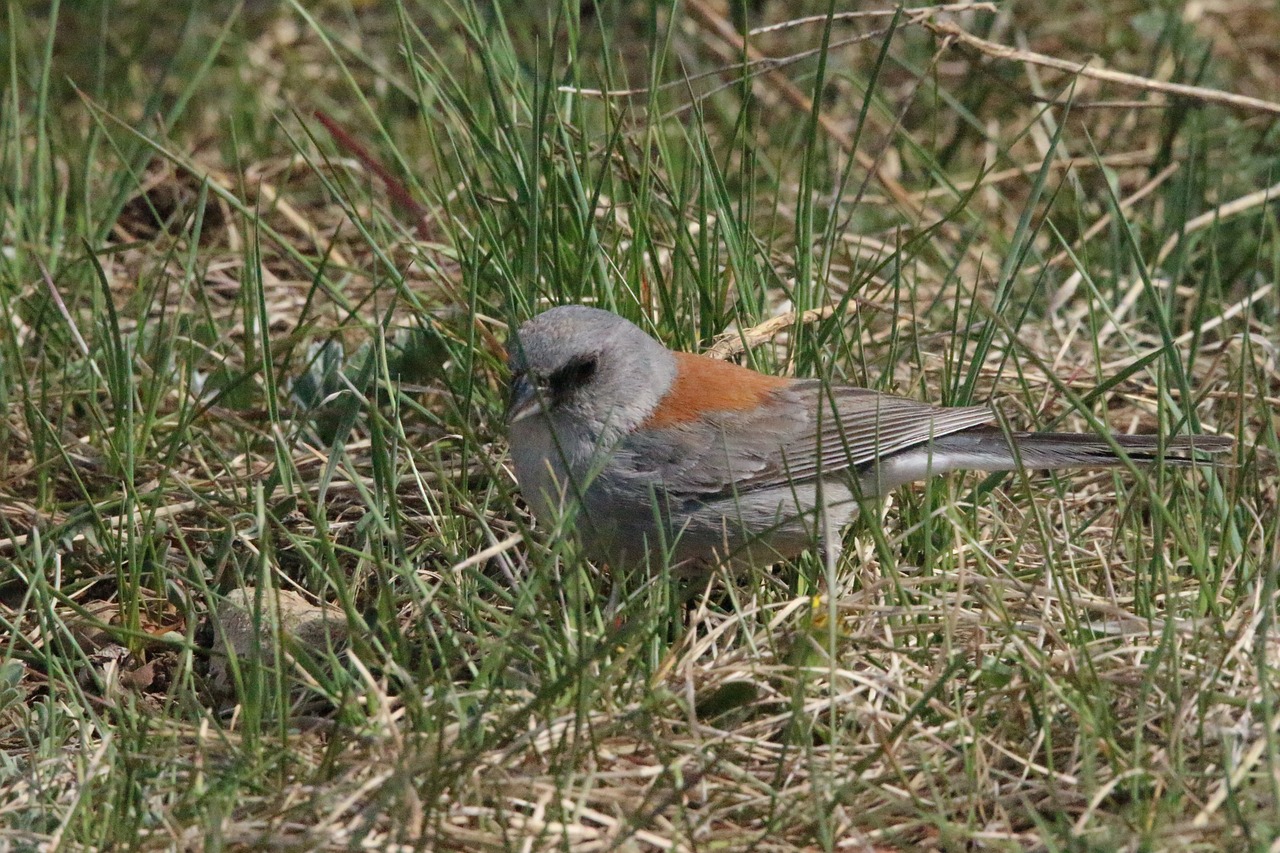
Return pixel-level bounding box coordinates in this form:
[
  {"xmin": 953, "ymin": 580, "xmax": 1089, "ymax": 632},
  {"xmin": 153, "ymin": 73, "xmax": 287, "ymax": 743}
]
[{"xmin": 506, "ymin": 305, "xmax": 1232, "ymax": 573}]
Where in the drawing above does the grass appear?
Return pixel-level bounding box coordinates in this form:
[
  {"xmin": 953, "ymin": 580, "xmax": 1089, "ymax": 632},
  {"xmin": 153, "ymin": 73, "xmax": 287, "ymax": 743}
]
[{"xmin": 1, "ymin": 0, "xmax": 1277, "ymax": 849}]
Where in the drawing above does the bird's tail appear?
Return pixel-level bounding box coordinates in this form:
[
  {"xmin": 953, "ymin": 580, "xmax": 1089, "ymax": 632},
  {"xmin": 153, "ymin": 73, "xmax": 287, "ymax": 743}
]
[
  {"xmin": 864, "ymin": 427, "xmax": 1232, "ymax": 495},
  {"xmin": 932, "ymin": 427, "xmax": 1234, "ymax": 471}
]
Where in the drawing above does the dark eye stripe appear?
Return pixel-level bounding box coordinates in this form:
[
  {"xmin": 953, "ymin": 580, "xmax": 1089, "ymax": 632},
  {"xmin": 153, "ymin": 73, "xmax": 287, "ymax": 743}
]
[{"xmin": 548, "ymin": 355, "xmax": 598, "ymax": 400}]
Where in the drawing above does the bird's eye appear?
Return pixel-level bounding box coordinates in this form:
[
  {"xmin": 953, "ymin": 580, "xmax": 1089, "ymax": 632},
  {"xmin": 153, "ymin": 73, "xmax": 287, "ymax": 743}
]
[{"xmin": 548, "ymin": 355, "xmax": 598, "ymax": 400}]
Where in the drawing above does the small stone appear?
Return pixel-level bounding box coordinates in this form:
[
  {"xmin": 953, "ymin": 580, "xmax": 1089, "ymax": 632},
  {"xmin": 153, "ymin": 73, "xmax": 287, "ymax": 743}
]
[{"xmin": 203, "ymin": 586, "xmax": 349, "ymax": 702}]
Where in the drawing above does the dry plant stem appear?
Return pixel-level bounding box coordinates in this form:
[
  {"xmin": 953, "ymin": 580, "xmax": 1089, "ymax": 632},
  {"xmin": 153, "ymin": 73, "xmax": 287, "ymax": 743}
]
[
  {"xmin": 1194, "ymin": 692, "xmax": 1280, "ymax": 826},
  {"xmin": 1168, "ymin": 282, "xmax": 1273, "ymax": 349},
  {"xmin": 1045, "ymin": 162, "xmax": 1178, "ymax": 274},
  {"xmin": 1093, "ymin": 178, "xmax": 1280, "ymax": 343},
  {"xmin": 1156, "ymin": 178, "xmax": 1280, "ymax": 265},
  {"xmin": 747, "ymin": 3, "xmax": 997, "ymax": 37},
  {"xmin": 450, "ymin": 532, "xmax": 524, "ymax": 575},
  {"xmin": 703, "ymin": 303, "xmax": 861, "ymax": 360},
  {"xmin": 38, "ymin": 260, "xmax": 96, "ymax": 365},
  {"xmin": 925, "ymin": 18, "xmax": 1280, "ymax": 118},
  {"xmin": 560, "ymin": 31, "xmax": 889, "ymax": 99},
  {"xmin": 905, "ymin": 149, "xmax": 1157, "ymax": 206},
  {"xmin": 1047, "ymin": 162, "xmax": 1180, "ymax": 311}
]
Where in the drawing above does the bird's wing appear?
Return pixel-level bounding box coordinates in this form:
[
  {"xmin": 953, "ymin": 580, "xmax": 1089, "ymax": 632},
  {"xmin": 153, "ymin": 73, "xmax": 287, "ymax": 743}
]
[
  {"xmin": 602, "ymin": 380, "xmax": 995, "ymax": 501},
  {"xmin": 771, "ymin": 381, "xmax": 996, "ymax": 484}
]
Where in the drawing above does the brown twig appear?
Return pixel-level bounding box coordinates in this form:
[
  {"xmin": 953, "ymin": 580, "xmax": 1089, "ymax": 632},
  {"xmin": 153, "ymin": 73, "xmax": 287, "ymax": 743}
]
[
  {"xmin": 747, "ymin": 3, "xmax": 996, "ymax": 37},
  {"xmin": 925, "ymin": 18, "xmax": 1280, "ymax": 118}
]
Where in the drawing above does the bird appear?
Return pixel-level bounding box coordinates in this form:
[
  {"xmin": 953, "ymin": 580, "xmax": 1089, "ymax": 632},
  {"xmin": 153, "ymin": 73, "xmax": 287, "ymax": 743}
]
[{"xmin": 505, "ymin": 305, "xmax": 1232, "ymax": 574}]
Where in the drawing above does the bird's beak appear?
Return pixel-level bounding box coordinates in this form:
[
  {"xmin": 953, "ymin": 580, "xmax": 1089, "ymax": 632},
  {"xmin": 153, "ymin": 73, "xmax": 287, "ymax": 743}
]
[{"xmin": 506, "ymin": 372, "xmax": 544, "ymax": 425}]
